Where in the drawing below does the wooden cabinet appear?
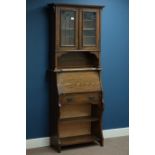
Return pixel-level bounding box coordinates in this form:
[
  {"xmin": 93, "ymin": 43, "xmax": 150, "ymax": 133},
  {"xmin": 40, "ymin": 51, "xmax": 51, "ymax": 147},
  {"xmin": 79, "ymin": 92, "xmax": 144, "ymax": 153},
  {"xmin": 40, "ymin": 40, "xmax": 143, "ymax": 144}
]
[
  {"xmin": 49, "ymin": 3, "xmax": 104, "ymax": 152},
  {"xmin": 55, "ymin": 6, "xmax": 100, "ymax": 51}
]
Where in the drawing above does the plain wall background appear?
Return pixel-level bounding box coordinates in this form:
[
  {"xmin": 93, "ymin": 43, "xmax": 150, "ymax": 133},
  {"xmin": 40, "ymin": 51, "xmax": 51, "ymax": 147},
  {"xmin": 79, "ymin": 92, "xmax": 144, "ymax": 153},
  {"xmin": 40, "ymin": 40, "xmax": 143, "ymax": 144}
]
[{"xmin": 26, "ymin": 0, "xmax": 129, "ymax": 139}]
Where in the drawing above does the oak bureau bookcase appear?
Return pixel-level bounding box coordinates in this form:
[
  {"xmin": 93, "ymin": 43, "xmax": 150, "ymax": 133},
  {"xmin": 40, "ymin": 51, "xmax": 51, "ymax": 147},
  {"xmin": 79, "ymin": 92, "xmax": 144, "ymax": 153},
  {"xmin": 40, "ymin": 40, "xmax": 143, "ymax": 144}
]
[{"xmin": 48, "ymin": 3, "xmax": 104, "ymax": 152}]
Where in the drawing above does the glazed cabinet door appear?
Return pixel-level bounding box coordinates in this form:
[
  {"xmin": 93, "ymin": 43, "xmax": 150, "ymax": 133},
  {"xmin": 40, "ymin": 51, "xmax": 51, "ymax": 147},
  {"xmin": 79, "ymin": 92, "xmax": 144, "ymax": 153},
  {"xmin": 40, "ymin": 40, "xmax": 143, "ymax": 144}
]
[
  {"xmin": 80, "ymin": 8, "xmax": 100, "ymax": 50},
  {"xmin": 56, "ymin": 7, "xmax": 79, "ymax": 50}
]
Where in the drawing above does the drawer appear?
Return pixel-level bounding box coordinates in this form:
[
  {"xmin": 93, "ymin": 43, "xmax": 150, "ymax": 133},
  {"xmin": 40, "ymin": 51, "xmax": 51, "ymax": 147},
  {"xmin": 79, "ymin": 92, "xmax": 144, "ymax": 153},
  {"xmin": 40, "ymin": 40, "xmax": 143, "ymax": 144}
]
[{"xmin": 60, "ymin": 92, "xmax": 101, "ymax": 105}]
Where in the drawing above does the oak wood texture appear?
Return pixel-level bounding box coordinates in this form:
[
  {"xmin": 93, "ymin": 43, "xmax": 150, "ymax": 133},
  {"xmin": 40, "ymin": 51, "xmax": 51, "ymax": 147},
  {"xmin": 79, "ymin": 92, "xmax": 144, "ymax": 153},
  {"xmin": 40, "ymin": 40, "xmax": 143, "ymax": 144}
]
[
  {"xmin": 60, "ymin": 116, "xmax": 99, "ymax": 122},
  {"xmin": 56, "ymin": 52, "xmax": 99, "ymax": 68},
  {"xmin": 57, "ymin": 71, "xmax": 101, "ymax": 94},
  {"xmin": 60, "ymin": 135, "xmax": 97, "ymax": 146},
  {"xmin": 59, "ymin": 121, "xmax": 91, "ymax": 138},
  {"xmin": 54, "ymin": 5, "xmax": 101, "ymax": 52},
  {"xmin": 54, "ymin": 67, "xmax": 102, "ymax": 72},
  {"xmin": 49, "ymin": 3, "xmax": 104, "ymax": 152},
  {"xmin": 55, "ymin": 51, "xmax": 100, "ymax": 69},
  {"xmin": 60, "ymin": 104, "xmax": 91, "ymax": 119},
  {"xmin": 60, "ymin": 92, "xmax": 101, "ymax": 105}
]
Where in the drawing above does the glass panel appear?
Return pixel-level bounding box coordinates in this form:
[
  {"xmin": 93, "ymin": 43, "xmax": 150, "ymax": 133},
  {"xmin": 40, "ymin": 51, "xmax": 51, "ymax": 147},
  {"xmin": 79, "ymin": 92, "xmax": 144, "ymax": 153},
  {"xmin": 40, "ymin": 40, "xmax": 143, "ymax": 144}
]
[
  {"xmin": 83, "ymin": 12, "xmax": 96, "ymax": 46},
  {"xmin": 61, "ymin": 10, "xmax": 76, "ymax": 46}
]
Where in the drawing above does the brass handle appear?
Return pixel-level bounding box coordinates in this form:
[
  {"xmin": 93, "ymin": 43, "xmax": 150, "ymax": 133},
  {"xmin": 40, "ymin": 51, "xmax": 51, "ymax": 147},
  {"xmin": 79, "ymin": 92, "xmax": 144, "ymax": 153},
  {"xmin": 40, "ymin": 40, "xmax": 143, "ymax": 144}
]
[
  {"xmin": 88, "ymin": 96, "xmax": 96, "ymax": 101},
  {"xmin": 66, "ymin": 97, "xmax": 73, "ymax": 103}
]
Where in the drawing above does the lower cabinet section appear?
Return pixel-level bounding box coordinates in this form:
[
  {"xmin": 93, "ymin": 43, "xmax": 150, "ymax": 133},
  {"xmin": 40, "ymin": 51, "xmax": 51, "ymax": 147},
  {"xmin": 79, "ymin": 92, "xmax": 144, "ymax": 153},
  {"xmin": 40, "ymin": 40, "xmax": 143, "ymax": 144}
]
[
  {"xmin": 50, "ymin": 101, "xmax": 103, "ymax": 152},
  {"xmin": 51, "ymin": 119, "xmax": 103, "ymax": 152},
  {"xmin": 51, "ymin": 93, "xmax": 104, "ymax": 152}
]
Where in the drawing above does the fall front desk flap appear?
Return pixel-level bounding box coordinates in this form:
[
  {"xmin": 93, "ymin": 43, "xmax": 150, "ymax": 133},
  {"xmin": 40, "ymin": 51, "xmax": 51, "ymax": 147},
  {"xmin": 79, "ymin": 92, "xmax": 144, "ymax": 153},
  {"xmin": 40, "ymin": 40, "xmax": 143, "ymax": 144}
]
[{"xmin": 57, "ymin": 71, "xmax": 101, "ymax": 94}]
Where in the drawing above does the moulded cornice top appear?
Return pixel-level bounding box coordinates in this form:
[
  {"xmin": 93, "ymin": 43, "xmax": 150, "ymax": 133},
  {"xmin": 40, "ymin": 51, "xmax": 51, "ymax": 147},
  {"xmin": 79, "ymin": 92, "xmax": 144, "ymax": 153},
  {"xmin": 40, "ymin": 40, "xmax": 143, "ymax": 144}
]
[{"xmin": 48, "ymin": 3, "xmax": 105, "ymax": 9}]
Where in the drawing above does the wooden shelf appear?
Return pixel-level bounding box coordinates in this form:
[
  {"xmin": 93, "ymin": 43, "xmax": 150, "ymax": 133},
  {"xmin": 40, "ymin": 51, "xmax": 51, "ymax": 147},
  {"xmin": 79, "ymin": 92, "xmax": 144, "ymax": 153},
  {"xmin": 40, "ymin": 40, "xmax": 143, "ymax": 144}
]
[
  {"xmin": 60, "ymin": 116, "xmax": 99, "ymax": 122},
  {"xmin": 60, "ymin": 135, "xmax": 96, "ymax": 146},
  {"xmin": 54, "ymin": 67, "xmax": 101, "ymax": 72}
]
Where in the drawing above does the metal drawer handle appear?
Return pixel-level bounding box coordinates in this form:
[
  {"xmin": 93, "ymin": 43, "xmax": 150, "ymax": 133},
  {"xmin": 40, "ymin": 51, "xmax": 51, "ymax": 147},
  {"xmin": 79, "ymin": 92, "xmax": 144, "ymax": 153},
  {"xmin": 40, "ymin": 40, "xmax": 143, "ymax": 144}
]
[
  {"xmin": 66, "ymin": 97, "xmax": 73, "ymax": 103},
  {"xmin": 88, "ymin": 96, "xmax": 96, "ymax": 101}
]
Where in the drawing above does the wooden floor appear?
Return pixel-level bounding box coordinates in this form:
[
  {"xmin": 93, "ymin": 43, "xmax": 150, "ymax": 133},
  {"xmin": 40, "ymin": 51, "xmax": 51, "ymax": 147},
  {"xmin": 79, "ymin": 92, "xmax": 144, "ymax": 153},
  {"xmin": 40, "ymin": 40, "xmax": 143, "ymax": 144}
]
[{"xmin": 27, "ymin": 136, "xmax": 129, "ymax": 155}]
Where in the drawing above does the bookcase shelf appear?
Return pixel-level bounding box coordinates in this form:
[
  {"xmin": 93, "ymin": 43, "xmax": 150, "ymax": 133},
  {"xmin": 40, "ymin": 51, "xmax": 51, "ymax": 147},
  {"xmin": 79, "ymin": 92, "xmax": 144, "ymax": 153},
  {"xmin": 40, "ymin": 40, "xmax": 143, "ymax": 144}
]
[
  {"xmin": 60, "ymin": 116, "xmax": 99, "ymax": 122},
  {"xmin": 60, "ymin": 135, "xmax": 97, "ymax": 146}
]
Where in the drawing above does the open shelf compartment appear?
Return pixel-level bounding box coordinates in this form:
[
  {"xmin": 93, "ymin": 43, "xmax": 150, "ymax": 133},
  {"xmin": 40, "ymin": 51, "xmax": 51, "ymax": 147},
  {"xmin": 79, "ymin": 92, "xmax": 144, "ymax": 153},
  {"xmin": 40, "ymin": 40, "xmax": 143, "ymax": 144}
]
[
  {"xmin": 60, "ymin": 135, "xmax": 98, "ymax": 146},
  {"xmin": 60, "ymin": 116, "xmax": 99, "ymax": 122},
  {"xmin": 56, "ymin": 51, "xmax": 99, "ymax": 69}
]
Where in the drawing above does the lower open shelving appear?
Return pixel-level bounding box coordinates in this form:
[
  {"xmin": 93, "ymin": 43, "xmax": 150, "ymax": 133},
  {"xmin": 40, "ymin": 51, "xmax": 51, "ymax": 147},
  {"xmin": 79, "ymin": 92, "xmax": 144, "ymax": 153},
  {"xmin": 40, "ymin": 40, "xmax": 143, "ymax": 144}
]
[
  {"xmin": 60, "ymin": 135, "xmax": 97, "ymax": 146},
  {"xmin": 60, "ymin": 116, "xmax": 99, "ymax": 122}
]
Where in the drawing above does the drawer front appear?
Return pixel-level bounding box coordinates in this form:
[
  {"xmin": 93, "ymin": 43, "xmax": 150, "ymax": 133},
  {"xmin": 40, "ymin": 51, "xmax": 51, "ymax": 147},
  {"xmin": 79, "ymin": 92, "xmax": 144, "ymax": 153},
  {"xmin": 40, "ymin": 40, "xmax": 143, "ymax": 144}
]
[{"xmin": 60, "ymin": 92, "xmax": 101, "ymax": 105}]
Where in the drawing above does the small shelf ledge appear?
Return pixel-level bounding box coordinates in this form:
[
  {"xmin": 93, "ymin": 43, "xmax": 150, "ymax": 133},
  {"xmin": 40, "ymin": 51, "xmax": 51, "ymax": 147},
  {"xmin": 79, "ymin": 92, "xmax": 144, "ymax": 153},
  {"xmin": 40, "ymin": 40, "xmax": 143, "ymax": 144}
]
[
  {"xmin": 60, "ymin": 135, "xmax": 97, "ymax": 146},
  {"xmin": 60, "ymin": 116, "xmax": 99, "ymax": 122},
  {"xmin": 54, "ymin": 67, "xmax": 102, "ymax": 72}
]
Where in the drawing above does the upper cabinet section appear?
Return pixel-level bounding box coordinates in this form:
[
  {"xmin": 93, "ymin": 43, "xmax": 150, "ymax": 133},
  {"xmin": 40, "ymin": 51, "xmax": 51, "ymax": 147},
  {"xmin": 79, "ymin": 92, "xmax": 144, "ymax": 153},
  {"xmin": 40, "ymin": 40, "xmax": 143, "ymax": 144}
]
[{"xmin": 54, "ymin": 4, "xmax": 102, "ymax": 51}]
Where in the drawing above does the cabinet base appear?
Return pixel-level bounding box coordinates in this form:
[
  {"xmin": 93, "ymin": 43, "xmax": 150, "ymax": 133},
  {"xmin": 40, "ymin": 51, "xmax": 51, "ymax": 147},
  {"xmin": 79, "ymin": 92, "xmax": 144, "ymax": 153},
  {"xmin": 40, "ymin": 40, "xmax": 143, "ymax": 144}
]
[{"xmin": 51, "ymin": 135, "xmax": 103, "ymax": 153}]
